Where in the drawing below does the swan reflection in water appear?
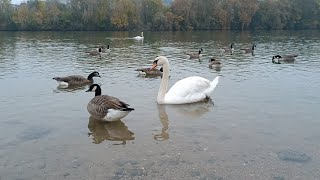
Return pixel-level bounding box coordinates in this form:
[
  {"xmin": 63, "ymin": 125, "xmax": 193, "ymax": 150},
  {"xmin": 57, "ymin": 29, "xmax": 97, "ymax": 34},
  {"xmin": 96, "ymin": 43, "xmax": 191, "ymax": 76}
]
[
  {"xmin": 154, "ymin": 98, "xmax": 214, "ymax": 141},
  {"xmin": 88, "ymin": 116, "xmax": 135, "ymax": 145},
  {"xmin": 154, "ymin": 104, "xmax": 169, "ymax": 141}
]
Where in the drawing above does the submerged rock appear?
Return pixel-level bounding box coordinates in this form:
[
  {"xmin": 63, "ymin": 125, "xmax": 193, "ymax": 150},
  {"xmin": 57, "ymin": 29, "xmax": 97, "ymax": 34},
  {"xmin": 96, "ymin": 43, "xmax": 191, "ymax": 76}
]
[
  {"xmin": 200, "ymin": 174, "xmax": 223, "ymax": 180},
  {"xmin": 273, "ymin": 176, "xmax": 285, "ymax": 180},
  {"xmin": 277, "ymin": 150, "xmax": 311, "ymax": 162},
  {"xmin": 190, "ymin": 170, "xmax": 201, "ymax": 177},
  {"xmin": 17, "ymin": 127, "xmax": 51, "ymax": 141}
]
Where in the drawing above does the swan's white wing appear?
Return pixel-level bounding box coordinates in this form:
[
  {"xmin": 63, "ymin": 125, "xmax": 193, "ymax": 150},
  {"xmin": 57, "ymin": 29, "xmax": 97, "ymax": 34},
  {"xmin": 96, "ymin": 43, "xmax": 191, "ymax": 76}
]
[
  {"xmin": 165, "ymin": 76, "xmax": 211, "ymax": 104},
  {"xmin": 133, "ymin": 36, "xmax": 143, "ymax": 40}
]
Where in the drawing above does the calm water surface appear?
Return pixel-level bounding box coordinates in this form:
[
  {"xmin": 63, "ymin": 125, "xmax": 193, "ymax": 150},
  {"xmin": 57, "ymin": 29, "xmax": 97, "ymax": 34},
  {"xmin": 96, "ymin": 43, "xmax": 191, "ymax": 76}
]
[{"xmin": 0, "ymin": 31, "xmax": 320, "ymax": 179}]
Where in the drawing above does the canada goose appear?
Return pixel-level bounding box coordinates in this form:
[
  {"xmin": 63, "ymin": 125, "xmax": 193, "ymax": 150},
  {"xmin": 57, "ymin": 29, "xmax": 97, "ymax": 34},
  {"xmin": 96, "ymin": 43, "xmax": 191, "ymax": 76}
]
[
  {"xmin": 220, "ymin": 43, "xmax": 234, "ymax": 54},
  {"xmin": 53, "ymin": 71, "xmax": 100, "ymax": 87},
  {"xmin": 240, "ymin": 44, "xmax": 256, "ymax": 54},
  {"xmin": 185, "ymin": 48, "xmax": 203, "ymax": 55},
  {"xmin": 101, "ymin": 45, "xmax": 110, "ymax": 53},
  {"xmin": 272, "ymin": 55, "xmax": 297, "ymax": 64},
  {"xmin": 86, "ymin": 47, "xmax": 102, "ymax": 56},
  {"xmin": 86, "ymin": 84, "xmax": 134, "ymax": 121},
  {"xmin": 136, "ymin": 67, "xmax": 163, "ymax": 76},
  {"xmin": 186, "ymin": 50, "xmax": 202, "ymax": 59},
  {"xmin": 208, "ymin": 58, "xmax": 221, "ymax": 68},
  {"xmin": 133, "ymin": 32, "xmax": 144, "ymax": 40}
]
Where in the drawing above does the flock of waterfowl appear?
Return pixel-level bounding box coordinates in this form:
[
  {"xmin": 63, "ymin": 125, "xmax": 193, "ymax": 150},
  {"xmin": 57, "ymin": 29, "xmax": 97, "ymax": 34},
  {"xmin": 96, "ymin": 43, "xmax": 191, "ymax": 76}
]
[
  {"xmin": 185, "ymin": 42, "xmax": 297, "ymax": 69},
  {"xmin": 53, "ymin": 33, "xmax": 298, "ymax": 122}
]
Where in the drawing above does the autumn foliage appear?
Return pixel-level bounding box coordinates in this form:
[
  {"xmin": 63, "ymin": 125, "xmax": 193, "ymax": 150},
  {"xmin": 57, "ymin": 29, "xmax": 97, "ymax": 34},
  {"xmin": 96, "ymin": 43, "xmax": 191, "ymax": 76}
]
[{"xmin": 0, "ymin": 0, "xmax": 320, "ymax": 31}]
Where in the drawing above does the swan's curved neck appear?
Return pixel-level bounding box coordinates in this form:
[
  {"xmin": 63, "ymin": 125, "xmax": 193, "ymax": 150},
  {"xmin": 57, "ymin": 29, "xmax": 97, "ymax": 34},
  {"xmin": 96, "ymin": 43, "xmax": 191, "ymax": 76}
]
[{"xmin": 157, "ymin": 60, "xmax": 170, "ymax": 104}]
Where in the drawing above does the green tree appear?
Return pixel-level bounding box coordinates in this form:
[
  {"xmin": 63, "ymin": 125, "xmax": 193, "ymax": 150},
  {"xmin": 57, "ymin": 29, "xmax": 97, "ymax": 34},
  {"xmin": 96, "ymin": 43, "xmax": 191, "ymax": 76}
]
[
  {"xmin": 141, "ymin": 0, "xmax": 165, "ymax": 30},
  {"xmin": 0, "ymin": 0, "xmax": 13, "ymax": 29},
  {"xmin": 111, "ymin": 0, "xmax": 139, "ymax": 30},
  {"xmin": 235, "ymin": 0, "xmax": 258, "ymax": 30},
  {"xmin": 13, "ymin": 3, "xmax": 30, "ymax": 29}
]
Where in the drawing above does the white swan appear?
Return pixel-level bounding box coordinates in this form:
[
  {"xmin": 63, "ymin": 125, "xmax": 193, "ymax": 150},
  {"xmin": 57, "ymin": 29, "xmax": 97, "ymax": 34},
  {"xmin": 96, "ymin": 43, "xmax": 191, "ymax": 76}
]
[
  {"xmin": 150, "ymin": 56, "xmax": 220, "ymax": 104},
  {"xmin": 133, "ymin": 32, "xmax": 144, "ymax": 40}
]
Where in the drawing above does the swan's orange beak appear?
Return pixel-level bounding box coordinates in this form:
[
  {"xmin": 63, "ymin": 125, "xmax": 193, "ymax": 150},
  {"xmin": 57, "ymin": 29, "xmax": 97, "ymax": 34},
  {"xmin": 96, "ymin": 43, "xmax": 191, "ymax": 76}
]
[{"xmin": 150, "ymin": 63, "xmax": 157, "ymax": 70}]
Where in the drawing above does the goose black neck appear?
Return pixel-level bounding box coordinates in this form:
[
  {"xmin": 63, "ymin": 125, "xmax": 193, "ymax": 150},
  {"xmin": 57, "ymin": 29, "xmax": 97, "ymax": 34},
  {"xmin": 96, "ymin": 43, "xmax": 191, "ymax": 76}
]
[
  {"xmin": 95, "ymin": 86, "xmax": 102, "ymax": 96},
  {"xmin": 87, "ymin": 73, "xmax": 95, "ymax": 81}
]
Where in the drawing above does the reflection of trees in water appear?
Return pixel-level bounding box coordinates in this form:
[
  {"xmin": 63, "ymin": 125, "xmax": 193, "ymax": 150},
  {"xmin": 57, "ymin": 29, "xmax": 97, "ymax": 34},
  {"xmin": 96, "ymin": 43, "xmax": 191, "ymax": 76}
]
[
  {"xmin": 88, "ymin": 117, "xmax": 134, "ymax": 145},
  {"xmin": 154, "ymin": 99, "xmax": 214, "ymax": 141},
  {"xmin": 0, "ymin": 33, "xmax": 18, "ymax": 77}
]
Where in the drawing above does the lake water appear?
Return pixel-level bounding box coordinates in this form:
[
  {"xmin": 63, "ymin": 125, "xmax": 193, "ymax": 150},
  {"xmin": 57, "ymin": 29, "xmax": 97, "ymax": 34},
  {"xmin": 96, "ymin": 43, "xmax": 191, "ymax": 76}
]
[{"xmin": 0, "ymin": 31, "xmax": 319, "ymax": 179}]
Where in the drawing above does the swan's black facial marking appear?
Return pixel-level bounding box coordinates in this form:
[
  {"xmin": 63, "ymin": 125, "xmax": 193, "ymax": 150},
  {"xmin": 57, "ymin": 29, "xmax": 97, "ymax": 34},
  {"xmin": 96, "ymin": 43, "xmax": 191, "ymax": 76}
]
[{"xmin": 153, "ymin": 60, "xmax": 158, "ymax": 64}]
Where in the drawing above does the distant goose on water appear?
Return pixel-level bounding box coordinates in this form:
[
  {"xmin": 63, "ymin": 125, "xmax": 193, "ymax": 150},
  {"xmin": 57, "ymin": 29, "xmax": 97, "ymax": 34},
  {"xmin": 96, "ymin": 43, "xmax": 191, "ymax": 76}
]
[
  {"xmin": 208, "ymin": 58, "xmax": 221, "ymax": 68},
  {"xmin": 272, "ymin": 55, "xmax": 298, "ymax": 64},
  {"xmin": 240, "ymin": 44, "xmax": 256, "ymax": 54},
  {"xmin": 220, "ymin": 43, "xmax": 234, "ymax": 54},
  {"xmin": 101, "ymin": 45, "xmax": 110, "ymax": 53},
  {"xmin": 136, "ymin": 67, "xmax": 163, "ymax": 76},
  {"xmin": 53, "ymin": 71, "xmax": 101, "ymax": 87},
  {"xmin": 86, "ymin": 47, "xmax": 102, "ymax": 56},
  {"xmin": 186, "ymin": 49, "xmax": 202, "ymax": 59}
]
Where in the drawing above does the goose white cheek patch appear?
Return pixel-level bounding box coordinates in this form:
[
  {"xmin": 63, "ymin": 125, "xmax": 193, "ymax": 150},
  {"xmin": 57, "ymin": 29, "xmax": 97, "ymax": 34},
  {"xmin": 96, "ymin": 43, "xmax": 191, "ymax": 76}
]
[{"xmin": 92, "ymin": 86, "xmax": 97, "ymax": 92}]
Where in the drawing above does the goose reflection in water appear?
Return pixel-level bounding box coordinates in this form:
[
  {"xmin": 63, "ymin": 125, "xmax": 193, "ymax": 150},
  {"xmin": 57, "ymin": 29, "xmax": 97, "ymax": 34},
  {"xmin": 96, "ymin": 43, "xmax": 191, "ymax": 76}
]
[
  {"xmin": 154, "ymin": 99, "xmax": 214, "ymax": 141},
  {"xmin": 53, "ymin": 84, "xmax": 90, "ymax": 93},
  {"xmin": 88, "ymin": 116, "xmax": 135, "ymax": 145}
]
